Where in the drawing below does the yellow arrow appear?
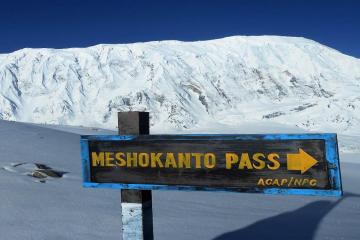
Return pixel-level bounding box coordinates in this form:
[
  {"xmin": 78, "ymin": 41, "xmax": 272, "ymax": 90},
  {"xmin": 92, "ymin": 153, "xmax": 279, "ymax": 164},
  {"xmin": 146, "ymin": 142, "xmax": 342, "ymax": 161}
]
[{"xmin": 287, "ymin": 148, "xmax": 318, "ymax": 174}]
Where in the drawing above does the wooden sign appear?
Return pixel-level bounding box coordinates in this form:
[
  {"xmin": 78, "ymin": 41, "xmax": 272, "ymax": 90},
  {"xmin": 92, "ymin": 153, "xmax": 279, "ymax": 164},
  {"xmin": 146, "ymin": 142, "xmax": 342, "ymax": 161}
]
[{"xmin": 81, "ymin": 134, "xmax": 342, "ymax": 196}]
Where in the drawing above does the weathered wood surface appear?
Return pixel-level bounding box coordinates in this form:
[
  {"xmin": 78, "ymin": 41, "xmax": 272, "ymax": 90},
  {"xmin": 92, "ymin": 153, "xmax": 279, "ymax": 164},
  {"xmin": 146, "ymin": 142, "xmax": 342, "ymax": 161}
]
[
  {"xmin": 118, "ymin": 111, "xmax": 153, "ymax": 240},
  {"xmin": 87, "ymin": 135, "xmax": 337, "ymax": 191}
]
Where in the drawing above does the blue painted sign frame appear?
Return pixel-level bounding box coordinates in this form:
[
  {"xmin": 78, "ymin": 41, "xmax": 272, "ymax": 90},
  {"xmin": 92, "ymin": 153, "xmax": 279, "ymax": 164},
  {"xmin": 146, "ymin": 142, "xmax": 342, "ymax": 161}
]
[{"xmin": 80, "ymin": 133, "xmax": 342, "ymax": 197}]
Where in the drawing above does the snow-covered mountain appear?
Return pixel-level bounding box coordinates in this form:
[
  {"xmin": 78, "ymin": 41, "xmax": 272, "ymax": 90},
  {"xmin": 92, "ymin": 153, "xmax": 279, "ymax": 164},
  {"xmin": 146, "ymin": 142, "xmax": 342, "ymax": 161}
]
[{"xmin": 0, "ymin": 36, "xmax": 360, "ymax": 136}]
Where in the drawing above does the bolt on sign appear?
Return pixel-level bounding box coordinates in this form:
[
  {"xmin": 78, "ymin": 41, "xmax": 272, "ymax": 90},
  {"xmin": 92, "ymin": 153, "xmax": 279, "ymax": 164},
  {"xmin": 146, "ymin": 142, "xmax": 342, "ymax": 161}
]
[{"xmin": 81, "ymin": 134, "xmax": 342, "ymax": 196}]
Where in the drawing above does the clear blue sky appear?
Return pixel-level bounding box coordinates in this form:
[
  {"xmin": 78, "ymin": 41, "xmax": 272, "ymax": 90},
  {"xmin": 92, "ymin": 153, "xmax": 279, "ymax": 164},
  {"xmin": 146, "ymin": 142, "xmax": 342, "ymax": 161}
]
[{"xmin": 1, "ymin": 0, "xmax": 359, "ymax": 57}]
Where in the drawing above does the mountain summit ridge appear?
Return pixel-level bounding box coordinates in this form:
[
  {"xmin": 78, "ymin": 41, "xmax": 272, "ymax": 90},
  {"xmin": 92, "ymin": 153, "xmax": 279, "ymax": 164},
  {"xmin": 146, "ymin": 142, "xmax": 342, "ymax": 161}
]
[{"xmin": 1, "ymin": 35, "xmax": 358, "ymax": 59}]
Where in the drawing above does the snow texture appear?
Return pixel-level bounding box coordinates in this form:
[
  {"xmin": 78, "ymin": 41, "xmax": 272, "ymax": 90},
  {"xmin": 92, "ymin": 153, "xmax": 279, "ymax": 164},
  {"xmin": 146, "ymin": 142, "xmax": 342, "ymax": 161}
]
[
  {"xmin": 0, "ymin": 36, "xmax": 360, "ymax": 154},
  {"xmin": 0, "ymin": 120, "xmax": 359, "ymax": 240}
]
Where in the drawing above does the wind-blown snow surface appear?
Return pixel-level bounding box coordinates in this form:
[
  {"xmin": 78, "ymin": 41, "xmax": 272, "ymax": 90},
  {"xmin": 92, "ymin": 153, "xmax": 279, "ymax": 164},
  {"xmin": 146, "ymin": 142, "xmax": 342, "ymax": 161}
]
[
  {"xmin": 0, "ymin": 120, "xmax": 359, "ymax": 240},
  {"xmin": 1, "ymin": 36, "xmax": 360, "ymax": 143}
]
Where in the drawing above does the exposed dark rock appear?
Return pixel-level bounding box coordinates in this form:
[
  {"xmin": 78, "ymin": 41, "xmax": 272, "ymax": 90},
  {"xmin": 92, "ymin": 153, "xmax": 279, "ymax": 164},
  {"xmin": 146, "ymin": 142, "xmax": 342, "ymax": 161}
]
[{"xmin": 263, "ymin": 111, "xmax": 285, "ymax": 119}]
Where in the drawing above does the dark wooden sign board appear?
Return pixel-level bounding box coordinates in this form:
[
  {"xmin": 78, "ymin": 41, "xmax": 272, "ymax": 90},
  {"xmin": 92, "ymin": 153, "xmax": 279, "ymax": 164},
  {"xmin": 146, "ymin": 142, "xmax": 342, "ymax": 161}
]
[{"xmin": 81, "ymin": 133, "xmax": 342, "ymax": 196}]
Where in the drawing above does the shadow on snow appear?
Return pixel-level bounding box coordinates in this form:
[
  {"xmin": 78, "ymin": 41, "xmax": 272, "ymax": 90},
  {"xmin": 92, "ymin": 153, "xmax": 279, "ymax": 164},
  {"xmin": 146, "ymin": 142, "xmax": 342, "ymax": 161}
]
[{"xmin": 213, "ymin": 192, "xmax": 360, "ymax": 240}]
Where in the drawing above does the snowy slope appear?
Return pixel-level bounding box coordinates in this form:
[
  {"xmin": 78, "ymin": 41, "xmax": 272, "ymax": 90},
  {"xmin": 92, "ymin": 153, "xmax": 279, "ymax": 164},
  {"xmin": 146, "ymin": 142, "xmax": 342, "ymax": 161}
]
[
  {"xmin": 0, "ymin": 36, "xmax": 360, "ymax": 140},
  {"xmin": 0, "ymin": 120, "xmax": 359, "ymax": 240}
]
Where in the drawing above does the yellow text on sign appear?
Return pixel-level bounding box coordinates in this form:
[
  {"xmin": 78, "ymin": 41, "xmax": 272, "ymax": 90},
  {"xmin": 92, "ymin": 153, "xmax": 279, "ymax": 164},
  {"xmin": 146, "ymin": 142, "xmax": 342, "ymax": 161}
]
[
  {"xmin": 257, "ymin": 177, "xmax": 317, "ymax": 187},
  {"xmin": 91, "ymin": 151, "xmax": 283, "ymax": 170},
  {"xmin": 225, "ymin": 153, "xmax": 280, "ymax": 170},
  {"xmin": 91, "ymin": 152, "xmax": 217, "ymax": 169}
]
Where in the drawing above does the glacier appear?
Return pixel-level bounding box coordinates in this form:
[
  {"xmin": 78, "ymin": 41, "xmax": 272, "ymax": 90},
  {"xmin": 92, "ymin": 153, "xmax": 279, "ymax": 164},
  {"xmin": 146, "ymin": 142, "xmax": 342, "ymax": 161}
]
[{"xmin": 0, "ymin": 35, "xmax": 360, "ymax": 140}]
